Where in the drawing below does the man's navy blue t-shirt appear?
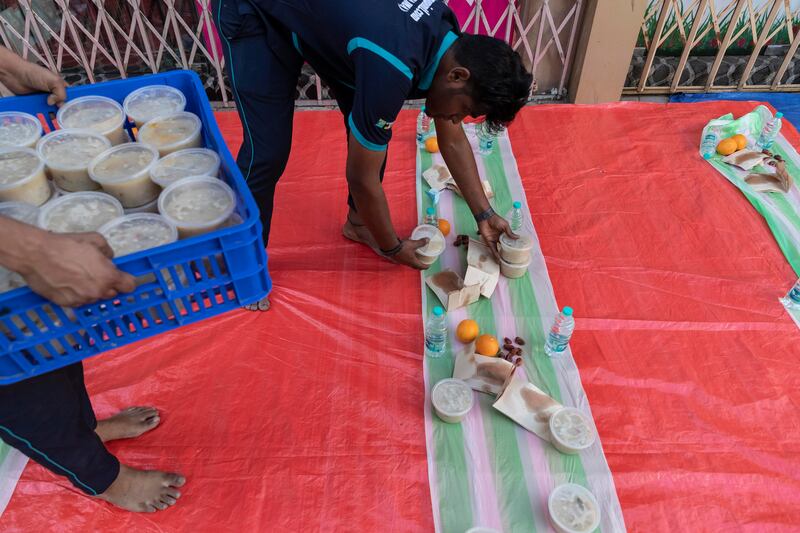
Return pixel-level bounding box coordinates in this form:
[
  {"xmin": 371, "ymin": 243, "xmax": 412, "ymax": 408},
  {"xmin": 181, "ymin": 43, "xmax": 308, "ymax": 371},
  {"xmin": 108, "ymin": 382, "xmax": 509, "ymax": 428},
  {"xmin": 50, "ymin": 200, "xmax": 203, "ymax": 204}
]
[{"xmin": 251, "ymin": 0, "xmax": 461, "ymax": 152}]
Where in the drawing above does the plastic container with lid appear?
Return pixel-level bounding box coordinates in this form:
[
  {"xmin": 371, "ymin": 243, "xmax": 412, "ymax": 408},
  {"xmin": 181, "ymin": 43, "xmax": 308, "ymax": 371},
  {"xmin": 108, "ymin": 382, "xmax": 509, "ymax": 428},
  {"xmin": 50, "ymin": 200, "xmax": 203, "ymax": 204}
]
[
  {"xmin": 138, "ymin": 111, "xmax": 202, "ymax": 157},
  {"xmin": 500, "ymin": 254, "xmax": 531, "ymax": 279},
  {"xmin": 38, "ymin": 191, "xmax": 123, "ymax": 233},
  {"xmin": 123, "ymin": 85, "xmax": 187, "ymax": 127},
  {"xmin": 410, "ymin": 224, "xmax": 445, "ymax": 265},
  {"xmin": 98, "ymin": 213, "xmax": 178, "ymax": 257},
  {"xmin": 498, "ymin": 232, "xmax": 533, "ymax": 265},
  {"xmin": 88, "ymin": 143, "xmax": 160, "ymax": 207},
  {"xmin": 149, "ymin": 148, "xmax": 220, "ymax": 188},
  {"xmin": 57, "ymin": 95, "xmax": 128, "ymax": 145},
  {"xmin": 548, "ymin": 406, "xmax": 597, "ymax": 455},
  {"xmin": 123, "ymin": 196, "xmax": 159, "ymax": 214},
  {"xmin": 37, "ymin": 129, "xmax": 111, "ymax": 191},
  {"xmin": 0, "ymin": 111, "xmax": 42, "ymax": 149},
  {"xmin": 158, "ymin": 175, "xmax": 236, "ymax": 238},
  {"xmin": 548, "ymin": 483, "xmax": 601, "ymax": 533},
  {"xmin": 0, "ymin": 147, "xmax": 49, "ymax": 205},
  {"xmin": 431, "ymin": 378, "xmax": 474, "ymax": 423},
  {"xmin": 0, "ymin": 200, "xmax": 40, "ymax": 225}
]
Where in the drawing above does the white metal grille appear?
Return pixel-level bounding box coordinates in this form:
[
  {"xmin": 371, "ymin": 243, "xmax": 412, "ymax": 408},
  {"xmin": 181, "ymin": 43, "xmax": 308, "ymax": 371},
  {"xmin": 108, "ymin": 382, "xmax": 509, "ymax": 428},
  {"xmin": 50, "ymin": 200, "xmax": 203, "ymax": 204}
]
[
  {"xmin": 0, "ymin": 0, "xmax": 581, "ymax": 103},
  {"xmin": 451, "ymin": 0, "xmax": 582, "ymax": 95}
]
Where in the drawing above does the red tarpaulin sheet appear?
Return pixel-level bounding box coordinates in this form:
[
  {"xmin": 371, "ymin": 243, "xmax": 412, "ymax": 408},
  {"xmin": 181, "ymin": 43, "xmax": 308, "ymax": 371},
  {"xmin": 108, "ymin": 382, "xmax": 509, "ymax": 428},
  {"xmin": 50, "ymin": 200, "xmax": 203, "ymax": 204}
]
[{"xmin": 2, "ymin": 102, "xmax": 800, "ymax": 532}]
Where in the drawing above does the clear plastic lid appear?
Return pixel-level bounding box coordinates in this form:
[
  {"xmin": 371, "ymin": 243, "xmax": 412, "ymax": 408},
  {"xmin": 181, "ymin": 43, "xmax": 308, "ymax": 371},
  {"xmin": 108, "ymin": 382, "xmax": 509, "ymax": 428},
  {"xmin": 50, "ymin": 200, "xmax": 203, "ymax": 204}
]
[
  {"xmin": 57, "ymin": 95, "xmax": 125, "ymax": 135},
  {"xmin": 432, "ymin": 378, "xmax": 474, "ymax": 417},
  {"xmin": 0, "ymin": 201, "xmax": 40, "ymax": 225},
  {"xmin": 38, "ymin": 191, "xmax": 123, "ymax": 233},
  {"xmin": 0, "ymin": 112, "xmax": 42, "ymax": 148},
  {"xmin": 98, "ymin": 213, "xmax": 178, "ymax": 257},
  {"xmin": 88, "ymin": 143, "xmax": 158, "ymax": 184},
  {"xmin": 499, "ymin": 253, "xmax": 532, "ymax": 268},
  {"xmin": 158, "ymin": 175, "xmax": 236, "ymax": 230},
  {"xmin": 410, "ymin": 224, "xmax": 445, "ymax": 257},
  {"xmin": 149, "ymin": 148, "xmax": 220, "ymax": 188},
  {"xmin": 138, "ymin": 112, "xmax": 202, "ymax": 152},
  {"xmin": 549, "ymin": 407, "xmax": 595, "ymax": 451},
  {"xmin": 123, "ymin": 85, "xmax": 187, "ymax": 125},
  {"xmin": 0, "ymin": 147, "xmax": 44, "ymax": 189},
  {"xmin": 548, "ymin": 483, "xmax": 601, "ymax": 533},
  {"xmin": 37, "ymin": 129, "xmax": 111, "ymax": 170},
  {"xmin": 499, "ymin": 232, "xmax": 533, "ymax": 250}
]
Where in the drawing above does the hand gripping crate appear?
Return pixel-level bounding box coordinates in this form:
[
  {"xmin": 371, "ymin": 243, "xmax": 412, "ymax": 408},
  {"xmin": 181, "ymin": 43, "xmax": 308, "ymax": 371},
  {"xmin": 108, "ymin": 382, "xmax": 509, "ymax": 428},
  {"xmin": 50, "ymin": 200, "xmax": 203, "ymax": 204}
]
[{"xmin": 0, "ymin": 71, "xmax": 270, "ymax": 385}]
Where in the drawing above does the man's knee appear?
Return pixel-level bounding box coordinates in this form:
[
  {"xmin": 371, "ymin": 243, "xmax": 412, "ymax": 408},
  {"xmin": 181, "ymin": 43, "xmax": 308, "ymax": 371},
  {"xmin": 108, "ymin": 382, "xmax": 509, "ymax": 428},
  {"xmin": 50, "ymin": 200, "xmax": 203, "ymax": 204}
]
[{"xmin": 238, "ymin": 133, "xmax": 292, "ymax": 186}]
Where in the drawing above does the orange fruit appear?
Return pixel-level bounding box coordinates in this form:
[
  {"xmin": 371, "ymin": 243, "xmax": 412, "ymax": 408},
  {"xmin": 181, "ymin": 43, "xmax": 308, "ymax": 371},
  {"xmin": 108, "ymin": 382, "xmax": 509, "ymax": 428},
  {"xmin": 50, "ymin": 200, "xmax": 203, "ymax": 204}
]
[
  {"xmin": 716, "ymin": 137, "xmax": 738, "ymax": 156},
  {"xmin": 732, "ymin": 133, "xmax": 747, "ymax": 150},
  {"xmin": 438, "ymin": 218, "xmax": 451, "ymax": 236},
  {"xmin": 475, "ymin": 334, "xmax": 499, "ymax": 357},
  {"xmin": 456, "ymin": 319, "xmax": 480, "ymax": 343},
  {"xmin": 425, "ymin": 136, "xmax": 439, "ymax": 153}
]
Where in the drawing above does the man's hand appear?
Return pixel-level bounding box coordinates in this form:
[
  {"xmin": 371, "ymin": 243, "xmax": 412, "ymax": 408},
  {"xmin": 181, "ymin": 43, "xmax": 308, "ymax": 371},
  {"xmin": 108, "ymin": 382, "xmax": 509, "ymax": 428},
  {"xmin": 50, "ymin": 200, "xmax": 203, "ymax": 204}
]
[
  {"xmin": 19, "ymin": 231, "xmax": 136, "ymax": 307},
  {"xmin": 0, "ymin": 47, "xmax": 67, "ymax": 106},
  {"xmin": 478, "ymin": 214, "xmax": 517, "ymax": 262},
  {"xmin": 387, "ymin": 238, "xmax": 431, "ymax": 270}
]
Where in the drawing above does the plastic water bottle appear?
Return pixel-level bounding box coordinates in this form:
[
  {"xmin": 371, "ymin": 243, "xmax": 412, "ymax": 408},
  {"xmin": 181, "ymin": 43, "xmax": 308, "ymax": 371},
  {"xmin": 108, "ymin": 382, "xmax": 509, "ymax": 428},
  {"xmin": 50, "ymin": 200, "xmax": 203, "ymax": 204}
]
[
  {"xmin": 544, "ymin": 307, "xmax": 574, "ymax": 357},
  {"xmin": 425, "ymin": 306, "xmax": 447, "ymax": 357},
  {"xmin": 425, "ymin": 206, "xmax": 438, "ymax": 226},
  {"xmin": 476, "ymin": 122, "xmax": 495, "ymax": 155},
  {"xmin": 757, "ymin": 112, "xmax": 783, "ymax": 150},
  {"xmin": 700, "ymin": 128, "xmax": 720, "ymax": 158},
  {"xmin": 508, "ymin": 201, "xmax": 523, "ymax": 232},
  {"xmin": 417, "ymin": 106, "xmax": 432, "ymax": 147},
  {"xmin": 426, "ymin": 188, "xmax": 441, "ymax": 206},
  {"xmin": 781, "ymin": 279, "xmax": 800, "ymax": 310}
]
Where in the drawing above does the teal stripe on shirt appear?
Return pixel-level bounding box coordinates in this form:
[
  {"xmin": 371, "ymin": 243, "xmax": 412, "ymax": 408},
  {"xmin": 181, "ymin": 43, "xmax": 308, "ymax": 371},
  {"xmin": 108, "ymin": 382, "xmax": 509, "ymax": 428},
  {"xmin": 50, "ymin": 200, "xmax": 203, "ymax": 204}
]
[
  {"xmin": 418, "ymin": 31, "xmax": 459, "ymax": 90},
  {"xmin": 291, "ymin": 32, "xmax": 303, "ymax": 56},
  {"xmin": 348, "ymin": 114, "xmax": 387, "ymax": 152},
  {"xmin": 346, "ymin": 37, "xmax": 413, "ymax": 80}
]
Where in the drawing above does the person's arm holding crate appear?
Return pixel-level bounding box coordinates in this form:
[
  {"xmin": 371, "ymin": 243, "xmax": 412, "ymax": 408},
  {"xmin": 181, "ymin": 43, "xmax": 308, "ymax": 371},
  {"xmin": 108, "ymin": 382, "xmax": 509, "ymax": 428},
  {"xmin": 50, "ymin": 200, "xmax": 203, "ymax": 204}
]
[
  {"xmin": 0, "ymin": 216, "xmax": 135, "ymax": 306},
  {"xmin": 0, "ymin": 46, "xmax": 67, "ymax": 106},
  {"xmin": 0, "ymin": 47, "xmax": 135, "ymax": 306}
]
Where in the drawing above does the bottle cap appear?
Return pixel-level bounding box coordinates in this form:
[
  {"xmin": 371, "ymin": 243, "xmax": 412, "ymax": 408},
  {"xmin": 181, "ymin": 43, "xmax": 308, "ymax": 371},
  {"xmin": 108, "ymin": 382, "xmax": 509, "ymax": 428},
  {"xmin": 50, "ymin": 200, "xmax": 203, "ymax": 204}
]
[
  {"xmin": 513, "ymin": 201, "xmax": 522, "ymax": 209},
  {"xmin": 421, "ymin": 105, "xmax": 426, "ymax": 112},
  {"xmin": 776, "ymin": 112, "xmax": 784, "ymax": 119},
  {"xmin": 433, "ymin": 306, "xmax": 444, "ymax": 317},
  {"xmin": 702, "ymin": 153, "xmax": 711, "ymax": 160},
  {"xmin": 562, "ymin": 306, "xmax": 573, "ymax": 316},
  {"xmin": 426, "ymin": 207, "xmax": 435, "ymax": 215}
]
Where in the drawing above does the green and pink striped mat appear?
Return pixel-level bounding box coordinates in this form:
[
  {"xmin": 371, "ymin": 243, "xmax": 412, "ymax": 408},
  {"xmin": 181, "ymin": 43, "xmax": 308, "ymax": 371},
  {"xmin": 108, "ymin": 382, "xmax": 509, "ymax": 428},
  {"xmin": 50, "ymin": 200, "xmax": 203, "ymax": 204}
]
[
  {"xmin": 418, "ymin": 124, "xmax": 624, "ymax": 532},
  {"xmin": 701, "ymin": 107, "xmax": 800, "ymax": 328}
]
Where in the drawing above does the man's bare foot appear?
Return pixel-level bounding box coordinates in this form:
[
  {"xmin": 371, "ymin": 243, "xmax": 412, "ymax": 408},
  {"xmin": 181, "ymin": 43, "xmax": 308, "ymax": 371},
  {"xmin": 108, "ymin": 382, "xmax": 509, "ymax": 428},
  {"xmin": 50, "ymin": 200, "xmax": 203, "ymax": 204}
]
[
  {"xmin": 342, "ymin": 219, "xmax": 381, "ymax": 253},
  {"xmin": 96, "ymin": 407, "xmax": 160, "ymax": 443},
  {"xmin": 97, "ymin": 464, "xmax": 186, "ymax": 513},
  {"xmin": 243, "ymin": 295, "xmax": 270, "ymax": 311}
]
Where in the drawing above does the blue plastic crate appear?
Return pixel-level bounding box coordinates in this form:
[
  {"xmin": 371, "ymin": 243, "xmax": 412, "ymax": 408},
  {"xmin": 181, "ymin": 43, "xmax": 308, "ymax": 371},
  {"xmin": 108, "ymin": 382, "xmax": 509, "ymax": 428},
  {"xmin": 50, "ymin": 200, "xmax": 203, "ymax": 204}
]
[{"xmin": 0, "ymin": 70, "xmax": 270, "ymax": 385}]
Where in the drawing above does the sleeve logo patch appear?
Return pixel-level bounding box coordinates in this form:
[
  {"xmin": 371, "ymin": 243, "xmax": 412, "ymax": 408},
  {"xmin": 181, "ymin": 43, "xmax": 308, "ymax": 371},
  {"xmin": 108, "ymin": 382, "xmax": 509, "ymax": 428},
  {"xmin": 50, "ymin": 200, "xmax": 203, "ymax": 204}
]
[{"xmin": 376, "ymin": 118, "xmax": 395, "ymax": 130}]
